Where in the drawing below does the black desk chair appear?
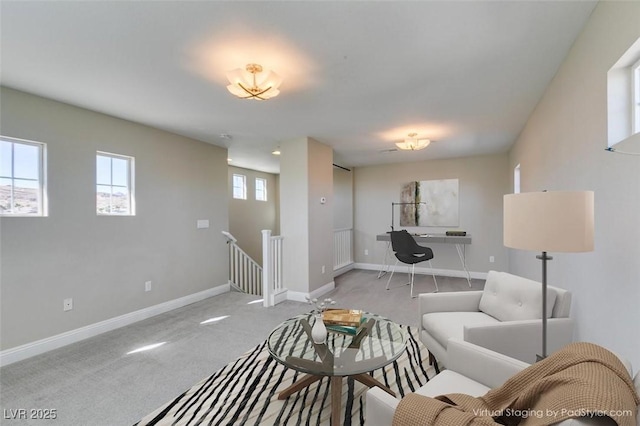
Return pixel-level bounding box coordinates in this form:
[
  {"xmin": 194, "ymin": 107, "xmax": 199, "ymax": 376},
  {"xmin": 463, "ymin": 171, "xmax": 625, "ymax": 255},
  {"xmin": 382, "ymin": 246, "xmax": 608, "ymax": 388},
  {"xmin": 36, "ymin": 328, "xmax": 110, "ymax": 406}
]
[{"xmin": 386, "ymin": 230, "xmax": 439, "ymax": 298}]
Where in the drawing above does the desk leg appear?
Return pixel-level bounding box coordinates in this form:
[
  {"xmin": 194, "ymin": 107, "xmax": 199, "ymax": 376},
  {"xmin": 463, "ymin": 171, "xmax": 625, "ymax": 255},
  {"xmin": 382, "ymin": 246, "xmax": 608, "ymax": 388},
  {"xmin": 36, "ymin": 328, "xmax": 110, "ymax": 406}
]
[
  {"xmin": 377, "ymin": 241, "xmax": 392, "ymax": 279},
  {"xmin": 456, "ymin": 244, "xmax": 472, "ymax": 287},
  {"xmin": 330, "ymin": 376, "xmax": 342, "ymax": 426}
]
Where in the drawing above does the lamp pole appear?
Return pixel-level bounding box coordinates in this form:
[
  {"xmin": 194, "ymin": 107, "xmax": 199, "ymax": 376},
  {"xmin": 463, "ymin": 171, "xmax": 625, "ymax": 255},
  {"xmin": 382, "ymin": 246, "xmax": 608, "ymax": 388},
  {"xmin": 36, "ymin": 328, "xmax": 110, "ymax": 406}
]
[{"xmin": 536, "ymin": 251, "xmax": 553, "ymax": 360}]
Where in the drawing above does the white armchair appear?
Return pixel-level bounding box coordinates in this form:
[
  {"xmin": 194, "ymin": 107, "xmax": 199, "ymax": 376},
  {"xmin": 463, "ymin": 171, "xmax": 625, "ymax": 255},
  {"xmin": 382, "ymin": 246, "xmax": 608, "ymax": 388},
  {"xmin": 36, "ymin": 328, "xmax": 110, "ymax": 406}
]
[
  {"xmin": 419, "ymin": 270, "xmax": 573, "ymax": 366},
  {"xmin": 365, "ymin": 339, "xmax": 638, "ymax": 426}
]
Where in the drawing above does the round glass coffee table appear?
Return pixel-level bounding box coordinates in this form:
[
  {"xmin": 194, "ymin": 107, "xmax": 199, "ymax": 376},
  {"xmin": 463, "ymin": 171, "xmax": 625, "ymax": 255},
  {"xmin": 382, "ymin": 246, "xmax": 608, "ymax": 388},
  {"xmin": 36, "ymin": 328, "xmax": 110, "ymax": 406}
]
[{"xmin": 267, "ymin": 312, "xmax": 406, "ymax": 425}]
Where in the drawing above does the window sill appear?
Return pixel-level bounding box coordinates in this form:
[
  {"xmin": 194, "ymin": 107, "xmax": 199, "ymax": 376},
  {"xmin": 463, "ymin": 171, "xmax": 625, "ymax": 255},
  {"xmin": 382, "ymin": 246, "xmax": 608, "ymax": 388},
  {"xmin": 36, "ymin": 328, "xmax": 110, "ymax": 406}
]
[{"xmin": 609, "ymin": 132, "xmax": 640, "ymax": 151}]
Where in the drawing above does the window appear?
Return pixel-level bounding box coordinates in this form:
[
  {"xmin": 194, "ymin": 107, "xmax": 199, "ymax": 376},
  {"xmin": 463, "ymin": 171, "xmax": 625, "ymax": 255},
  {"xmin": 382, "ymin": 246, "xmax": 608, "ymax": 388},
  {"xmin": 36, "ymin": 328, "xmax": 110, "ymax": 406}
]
[
  {"xmin": 633, "ymin": 58, "xmax": 640, "ymax": 134},
  {"xmin": 0, "ymin": 136, "xmax": 47, "ymax": 216},
  {"xmin": 96, "ymin": 152, "xmax": 134, "ymax": 215},
  {"xmin": 232, "ymin": 174, "xmax": 246, "ymax": 200},
  {"xmin": 514, "ymin": 164, "xmax": 521, "ymax": 194},
  {"xmin": 607, "ymin": 37, "xmax": 640, "ymax": 147},
  {"xmin": 255, "ymin": 178, "xmax": 267, "ymax": 201}
]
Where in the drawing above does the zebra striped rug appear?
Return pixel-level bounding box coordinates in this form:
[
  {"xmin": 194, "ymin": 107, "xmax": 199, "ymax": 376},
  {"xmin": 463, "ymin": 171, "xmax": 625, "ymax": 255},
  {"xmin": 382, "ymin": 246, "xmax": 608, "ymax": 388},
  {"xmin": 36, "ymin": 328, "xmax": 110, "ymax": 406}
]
[{"xmin": 135, "ymin": 326, "xmax": 432, "ymax": 426}]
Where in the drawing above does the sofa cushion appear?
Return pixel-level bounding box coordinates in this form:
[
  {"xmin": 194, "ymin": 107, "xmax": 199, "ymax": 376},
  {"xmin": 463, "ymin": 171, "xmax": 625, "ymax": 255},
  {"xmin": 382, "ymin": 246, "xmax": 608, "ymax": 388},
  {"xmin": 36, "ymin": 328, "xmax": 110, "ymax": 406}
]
[
  {"xmin": 416, "ymin": 370, "xmax": 490, "ymax": 398},
  {"xmin": 479, "ymin": 271, "xmax": 557, "ymax": 321},
  {"xmin": 422, "ymin": 312, "xmax": 500, "ymax": 348}
]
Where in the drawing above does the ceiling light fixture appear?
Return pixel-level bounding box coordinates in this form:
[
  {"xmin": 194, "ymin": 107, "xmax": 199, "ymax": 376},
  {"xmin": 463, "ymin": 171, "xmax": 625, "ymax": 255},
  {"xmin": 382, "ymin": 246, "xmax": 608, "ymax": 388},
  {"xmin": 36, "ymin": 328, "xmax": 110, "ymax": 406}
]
[
  {"xmin": 226, "ymin": 63, "xmax": 282, "ymax": 100},
  {"xmin": 272, "ymin": 149, "xmax": 281, "ymax": 155},
  {"xmin": 395, "ymin": 133, "xmax": 431, "ymax": 151}
]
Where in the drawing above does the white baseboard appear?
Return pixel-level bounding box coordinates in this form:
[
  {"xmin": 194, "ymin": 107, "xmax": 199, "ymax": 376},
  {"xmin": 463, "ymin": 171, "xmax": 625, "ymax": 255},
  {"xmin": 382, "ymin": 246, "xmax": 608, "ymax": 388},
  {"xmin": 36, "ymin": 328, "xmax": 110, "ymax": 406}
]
[
  {"xmin": 273, "ymin": 288, "xmax": 288, "ymax": 305},
  {"xmin": 0, "ymin": 283, "xmax": 230, "ymax": 367},
  {"xmin": 287, "ymin": 281, "xmax": 335, "ymax": 303},
  {"xmin": 354, "ymin": 263, "xmax": 488, "ymax": 280},
  {"xmin": 333, "ymin": 262, "xmax": 355, "ymax": 277}
]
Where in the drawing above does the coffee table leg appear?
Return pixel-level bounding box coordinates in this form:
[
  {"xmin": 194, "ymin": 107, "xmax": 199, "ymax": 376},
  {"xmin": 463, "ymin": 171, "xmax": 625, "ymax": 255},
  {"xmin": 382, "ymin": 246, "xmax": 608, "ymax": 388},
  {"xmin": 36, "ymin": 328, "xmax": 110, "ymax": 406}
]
[
  {"xmin": 353, "ymin": 373, "xmax": 396, "ymax": 397},
  {"xmin": 330, "ymin": 376, "xmax": 342, "ymax": 426},
  {"xmin": 278, "ymin": 374, "xmax": 323, "ymax": 400}
]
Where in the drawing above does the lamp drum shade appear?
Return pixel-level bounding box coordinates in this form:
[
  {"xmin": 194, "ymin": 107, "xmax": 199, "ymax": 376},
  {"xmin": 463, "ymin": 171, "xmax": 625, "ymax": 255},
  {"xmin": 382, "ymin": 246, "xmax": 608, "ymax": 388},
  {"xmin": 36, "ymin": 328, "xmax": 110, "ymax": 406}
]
[{"xmin": 504, "ymin": 191, "xmax": 594, "ymax": 253}]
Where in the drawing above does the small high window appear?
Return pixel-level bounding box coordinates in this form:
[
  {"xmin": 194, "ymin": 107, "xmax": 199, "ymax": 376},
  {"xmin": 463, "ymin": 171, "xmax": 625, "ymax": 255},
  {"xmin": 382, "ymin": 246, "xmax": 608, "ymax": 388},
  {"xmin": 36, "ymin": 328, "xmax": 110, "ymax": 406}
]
[
  {"xmin": 96, "ymin": 152, "xmax": 135, "ymax": 215},
  {"xmin": 632, "ymin": 58, "xmax": 640, "ymax": 134},
  {"xmin": 607, "ymin": 37, "xmax": 640, "ymax": 147},
  {"xmin": 514, "ymin": 164, "xmax": 521, "ymax": 194},
  {"xmin": 232, "ymin": 174, "xmax": 246, "ymax": 200},
  {"xmin": 255, "ymin": 178, "xmax": 267, "ymax": 201},
  {"xmin": 0, "ymin": 136, "xmax": 47, "ymax": 216}
]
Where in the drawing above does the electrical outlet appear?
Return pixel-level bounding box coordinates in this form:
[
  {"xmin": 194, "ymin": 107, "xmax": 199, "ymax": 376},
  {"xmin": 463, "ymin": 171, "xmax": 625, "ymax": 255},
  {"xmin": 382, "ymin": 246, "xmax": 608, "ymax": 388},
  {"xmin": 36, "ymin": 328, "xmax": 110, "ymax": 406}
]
[
  {"xmin": 321, "ymin": 265, "xmax": 326, "ymax": 274},
  {"xmin": 63, "ymin": 298, "xmax": 73, "ymax": 311},
  {"xmin": 145, "ymin": 281, "xmax": 152, "ymax": 292},
  {"xmin": 489, "ymin": 256, "xmax": 495, "ymax": 263},
  {"xmin": 364, "ymin": 249, "xmax": 369, "ymax": 256}
]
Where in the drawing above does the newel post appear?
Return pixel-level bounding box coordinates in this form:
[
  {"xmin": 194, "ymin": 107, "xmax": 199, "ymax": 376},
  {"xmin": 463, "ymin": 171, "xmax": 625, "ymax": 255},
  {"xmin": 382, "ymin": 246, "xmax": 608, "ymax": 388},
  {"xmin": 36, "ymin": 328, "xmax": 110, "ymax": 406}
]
[{"xmin": 262, "ymin": 230, "xmax": 273, "ymax": 307}]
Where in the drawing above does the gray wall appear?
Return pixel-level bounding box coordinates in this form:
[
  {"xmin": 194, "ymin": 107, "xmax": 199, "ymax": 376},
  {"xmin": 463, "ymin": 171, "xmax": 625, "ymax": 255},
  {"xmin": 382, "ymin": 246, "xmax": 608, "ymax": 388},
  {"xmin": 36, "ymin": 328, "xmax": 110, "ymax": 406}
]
[
  {"xmin": 280, "ymin": 137, "xmax": 334, "ymax": 294},
  {"xmin": 228, "ymin": 166, "xmax": 279, "ymax": 264},
  {"xmin": 307, "ymin": 138, "xmax": 334, "ymax": 292},
  {"xmin": 333, "ymin": 166, "xmax": 353, "ymax": 231},
  {"xmin": 280, "ymin": 138, "xmax": 310, "ymax": 294},
  {"xmin": 508, "ymin": 2, "xmax": 640, "ymax": 367},
  {"xmin": 0, "ymin": 87, "xmax": 229, "ymax": 351},
  {"xmin": 354, "ymin": 154, "xmax": 509, "ymax": 274}
]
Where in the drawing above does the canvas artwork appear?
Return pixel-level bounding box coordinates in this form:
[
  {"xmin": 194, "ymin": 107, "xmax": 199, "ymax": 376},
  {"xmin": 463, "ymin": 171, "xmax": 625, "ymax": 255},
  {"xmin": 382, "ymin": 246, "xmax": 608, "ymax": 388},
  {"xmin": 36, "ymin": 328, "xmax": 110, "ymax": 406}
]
[{"xmin": 399, "ymin": 179, "xmax": 459, "ymax": 227}]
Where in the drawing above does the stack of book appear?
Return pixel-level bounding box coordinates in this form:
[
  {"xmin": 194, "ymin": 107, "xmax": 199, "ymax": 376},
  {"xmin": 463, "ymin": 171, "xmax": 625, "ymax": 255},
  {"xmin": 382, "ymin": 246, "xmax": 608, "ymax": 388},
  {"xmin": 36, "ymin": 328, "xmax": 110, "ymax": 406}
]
[{"xmin": 323, "ymin": 309, "xmax": 364, "ymax": 335}]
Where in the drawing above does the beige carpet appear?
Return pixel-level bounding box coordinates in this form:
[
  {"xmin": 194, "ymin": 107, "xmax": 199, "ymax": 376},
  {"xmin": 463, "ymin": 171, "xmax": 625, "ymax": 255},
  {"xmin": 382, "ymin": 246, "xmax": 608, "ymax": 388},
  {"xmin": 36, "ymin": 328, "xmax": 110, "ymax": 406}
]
[{"xmin": 135, "ymin": 326, "xmax": 433, "ymax": 426}]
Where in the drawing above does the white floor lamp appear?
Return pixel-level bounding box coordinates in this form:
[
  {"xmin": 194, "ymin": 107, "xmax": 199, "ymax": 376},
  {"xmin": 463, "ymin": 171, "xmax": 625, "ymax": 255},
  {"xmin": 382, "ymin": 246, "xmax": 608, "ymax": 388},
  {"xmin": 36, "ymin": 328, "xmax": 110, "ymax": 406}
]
[{"xmin": 503, "ymin": 191, "xmax": 594, "ymax": 360}]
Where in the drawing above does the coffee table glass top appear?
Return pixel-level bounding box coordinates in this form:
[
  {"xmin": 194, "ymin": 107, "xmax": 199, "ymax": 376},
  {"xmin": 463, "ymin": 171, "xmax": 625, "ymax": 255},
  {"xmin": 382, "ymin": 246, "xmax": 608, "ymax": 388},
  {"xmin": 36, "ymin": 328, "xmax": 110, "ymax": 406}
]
[{"xmin": 267, "ymin": 312, "xmax": 407, "ymax": 376}]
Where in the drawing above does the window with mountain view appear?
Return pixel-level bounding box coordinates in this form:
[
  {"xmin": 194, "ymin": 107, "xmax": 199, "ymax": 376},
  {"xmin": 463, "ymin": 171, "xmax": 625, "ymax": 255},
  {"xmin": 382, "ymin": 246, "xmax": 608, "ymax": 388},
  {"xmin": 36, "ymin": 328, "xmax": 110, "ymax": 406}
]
[
  {"xmin": 96, "ymin": 152, "xmax": 135, "ymax": 215},
  {"xmin": 0, "ymin": 137, "xmax": 47, "ymax": 216}
]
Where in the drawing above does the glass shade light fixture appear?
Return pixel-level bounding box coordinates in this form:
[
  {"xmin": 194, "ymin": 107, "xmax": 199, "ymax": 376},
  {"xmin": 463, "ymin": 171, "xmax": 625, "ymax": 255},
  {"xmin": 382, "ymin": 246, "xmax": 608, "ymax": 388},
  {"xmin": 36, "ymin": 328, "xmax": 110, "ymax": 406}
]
[
  {"xmin": 226, "ymin": 63, "xmax": 282, "ymax": 100},
  {"xmin": 395, "ymin": 133, "xmax": 431, "ymax": 151}
]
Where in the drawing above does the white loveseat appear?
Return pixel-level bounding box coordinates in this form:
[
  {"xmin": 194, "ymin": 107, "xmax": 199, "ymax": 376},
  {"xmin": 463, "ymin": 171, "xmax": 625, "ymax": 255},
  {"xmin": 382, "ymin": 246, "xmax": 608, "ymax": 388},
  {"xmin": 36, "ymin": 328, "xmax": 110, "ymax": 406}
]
[
  {"xmin": 365, "ymin": 339, "xmax": 640, "ymax": 426},
  {"xmin": 420, "ymin": 270, "xmax": 573, "ymax": 366}
]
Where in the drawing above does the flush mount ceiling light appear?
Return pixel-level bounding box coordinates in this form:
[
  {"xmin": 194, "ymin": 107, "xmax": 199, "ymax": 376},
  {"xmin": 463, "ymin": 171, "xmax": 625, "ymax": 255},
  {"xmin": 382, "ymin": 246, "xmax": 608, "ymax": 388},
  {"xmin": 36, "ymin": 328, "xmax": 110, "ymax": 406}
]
[
  {"xmin": 226, "ymin": 63, "xmax": 282, "ymax": 100},
  {"xmin": 271, "ymin": 149, "xmax": 281, "ymax": 155},
  {"xmin": 395, "ymin": 133, "xmax": 431, "ymax": 151}
]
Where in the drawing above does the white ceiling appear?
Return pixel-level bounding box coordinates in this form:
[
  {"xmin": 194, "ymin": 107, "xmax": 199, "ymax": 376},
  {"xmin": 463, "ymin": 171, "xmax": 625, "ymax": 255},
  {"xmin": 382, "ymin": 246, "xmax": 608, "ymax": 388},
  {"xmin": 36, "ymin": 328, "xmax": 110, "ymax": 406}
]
[{"xmin": 0, "ymin": 1, "xmax": 596, "ymax": 174}]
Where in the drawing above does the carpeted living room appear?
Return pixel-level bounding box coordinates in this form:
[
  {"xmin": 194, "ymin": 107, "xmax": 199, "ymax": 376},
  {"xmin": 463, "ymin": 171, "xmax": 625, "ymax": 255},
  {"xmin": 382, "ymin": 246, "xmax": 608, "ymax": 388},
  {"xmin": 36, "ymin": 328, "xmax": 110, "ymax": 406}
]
[{"xmin": 1, "ymin": 1, "xmax": 639, "ymax": 426}]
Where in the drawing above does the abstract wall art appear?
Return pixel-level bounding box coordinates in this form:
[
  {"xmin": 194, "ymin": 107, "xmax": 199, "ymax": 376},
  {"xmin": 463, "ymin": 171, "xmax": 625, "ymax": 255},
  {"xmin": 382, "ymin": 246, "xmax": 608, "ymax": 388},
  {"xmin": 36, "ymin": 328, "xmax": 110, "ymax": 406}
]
[{"xmin": 399, "ymin": 179, "xmax": 459, "ymax": 227}]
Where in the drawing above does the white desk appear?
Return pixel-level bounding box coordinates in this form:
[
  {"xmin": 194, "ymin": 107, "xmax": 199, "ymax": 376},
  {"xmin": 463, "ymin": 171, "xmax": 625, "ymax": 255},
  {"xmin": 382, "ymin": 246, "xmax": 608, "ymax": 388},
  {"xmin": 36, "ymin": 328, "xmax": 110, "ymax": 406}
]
[{"xmin": 376, "ymin": 233, "xmax": 472, "ymax": 286}]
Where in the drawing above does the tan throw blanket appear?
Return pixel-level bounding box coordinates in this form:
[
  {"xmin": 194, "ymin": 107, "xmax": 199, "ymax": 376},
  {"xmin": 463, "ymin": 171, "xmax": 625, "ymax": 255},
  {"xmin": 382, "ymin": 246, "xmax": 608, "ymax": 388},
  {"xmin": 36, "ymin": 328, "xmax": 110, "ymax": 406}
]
[{"xmin": 393, "ymin": 342, "xmax": 639, "ymax": 426}]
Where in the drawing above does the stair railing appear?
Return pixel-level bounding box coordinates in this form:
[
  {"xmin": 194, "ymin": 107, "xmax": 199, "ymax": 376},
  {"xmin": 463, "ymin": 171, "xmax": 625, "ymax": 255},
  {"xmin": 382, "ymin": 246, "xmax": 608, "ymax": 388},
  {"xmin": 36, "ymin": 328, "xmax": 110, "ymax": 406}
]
[
  {"xmin": 222, "ymin": 231, "xmax": 263, "ymax": 296},
  {"xmin": 333, "ymin": 227, "xmax": 354, "ymax": 271},
  {"xmin": 262, "ymin": 229, "xmax": 286, "ymax": 307}
]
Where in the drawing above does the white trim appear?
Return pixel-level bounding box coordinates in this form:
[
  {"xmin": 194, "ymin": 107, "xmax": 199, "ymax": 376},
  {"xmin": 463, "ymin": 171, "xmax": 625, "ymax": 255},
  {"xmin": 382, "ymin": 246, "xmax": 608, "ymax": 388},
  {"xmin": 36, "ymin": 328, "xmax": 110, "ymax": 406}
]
[
  {"xmin": 354, "ymin": 263, "xmax": 488, "ymax": 280},
  {"xmin": 273, "ymin": 288, "xmax": 288, "ymax": 305},
  {"xmin": 286, "ymin": 281, "xmax": 335, "ymax": 302},
  {"xmin": 333, "ymin": 262, "xmax": 355, "ymax": 278},
  {"xmin": 0, "ymin": 283, "xmax": 230, "ymax": 367}
]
